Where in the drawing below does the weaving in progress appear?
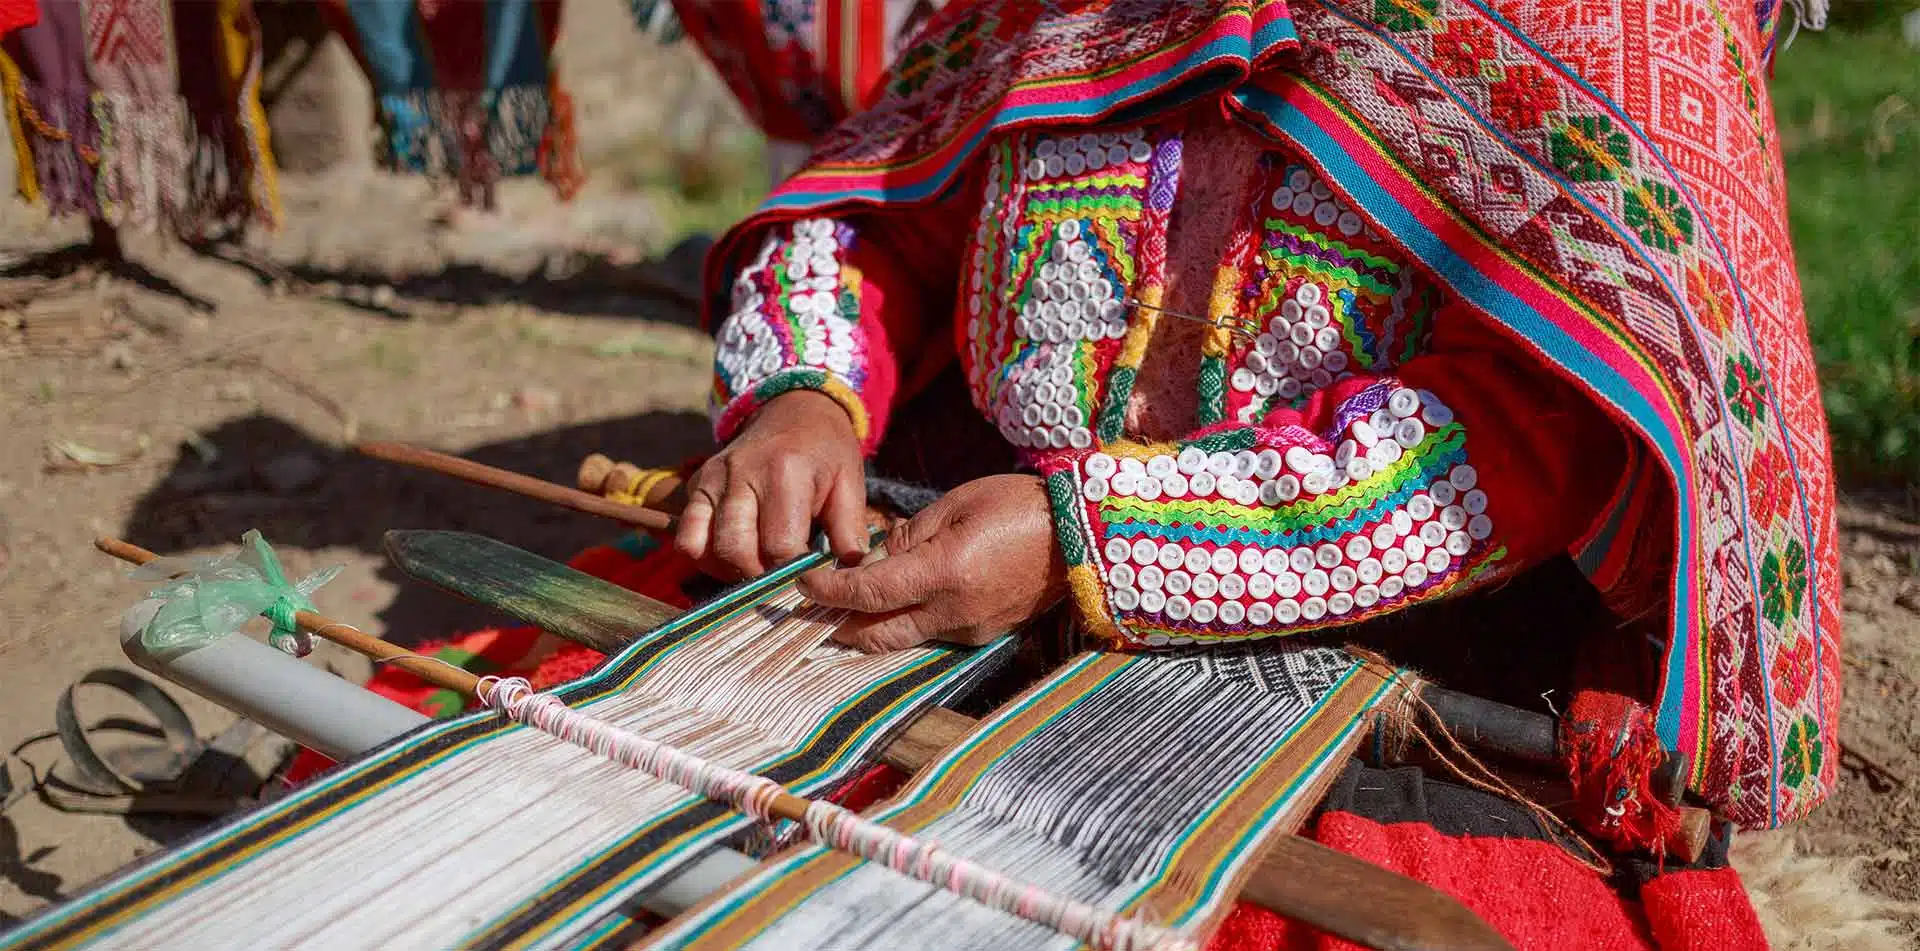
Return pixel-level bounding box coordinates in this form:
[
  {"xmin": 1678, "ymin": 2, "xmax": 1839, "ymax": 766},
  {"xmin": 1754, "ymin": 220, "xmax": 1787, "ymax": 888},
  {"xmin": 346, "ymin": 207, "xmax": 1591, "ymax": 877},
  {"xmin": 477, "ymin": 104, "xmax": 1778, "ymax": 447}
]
[
  {"xmin": 646, "ymin": 647, "xmax": 1400, "ymax": 951},
  {"xmin": 0, "ymin": 0, "xmax": 1840, "ymax": 947},
  {"xmin": 4, "ymin": 555, "xmax": 1021, "ymax": 950}
]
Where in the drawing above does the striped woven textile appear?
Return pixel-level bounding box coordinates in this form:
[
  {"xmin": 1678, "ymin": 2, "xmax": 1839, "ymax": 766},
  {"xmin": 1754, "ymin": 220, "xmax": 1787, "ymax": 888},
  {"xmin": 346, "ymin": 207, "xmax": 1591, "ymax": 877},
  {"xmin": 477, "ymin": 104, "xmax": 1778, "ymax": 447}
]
[
  {"xmin": 669, "ymin": 0, "xmax": 944, "ymax": 144},
  {"xmin": 2, "ymin": 555, "xmax": 1011, "ymax": 951},
  {"xmin": 645, "ymin": 645, "xmax": 1404, "ymax": 950}
]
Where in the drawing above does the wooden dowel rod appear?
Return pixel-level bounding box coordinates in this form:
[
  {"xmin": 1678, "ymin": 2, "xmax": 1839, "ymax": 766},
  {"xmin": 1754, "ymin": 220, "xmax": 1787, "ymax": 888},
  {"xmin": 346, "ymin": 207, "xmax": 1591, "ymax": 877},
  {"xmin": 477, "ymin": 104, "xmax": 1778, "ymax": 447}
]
[
  {"xmin": 361, "ymin": 446, "xmax": 1708, "ymax": 830},
  {"xmin": 96, "ymin": 537, "xmax": 484, "ymax": 695},
  {"xmin": 355, "ymin": 441, "xmax": 678, "ymax": 534},
  {"xmin": 577, "ymin": 453, "xmax": 686, "ymax": 512}
]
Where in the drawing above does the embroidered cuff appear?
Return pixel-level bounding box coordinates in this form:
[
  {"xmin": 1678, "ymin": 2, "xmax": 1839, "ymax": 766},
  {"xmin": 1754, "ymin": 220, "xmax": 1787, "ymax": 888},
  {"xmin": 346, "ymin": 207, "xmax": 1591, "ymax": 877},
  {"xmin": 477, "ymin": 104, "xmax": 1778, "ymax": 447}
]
[
  {"xmin": 1048, "ymin": 384, "xmax": 1503, "ymax": 648},
  {"xmin": 711, "ymin": 218, "xmax": 882, "ymax": 451}
]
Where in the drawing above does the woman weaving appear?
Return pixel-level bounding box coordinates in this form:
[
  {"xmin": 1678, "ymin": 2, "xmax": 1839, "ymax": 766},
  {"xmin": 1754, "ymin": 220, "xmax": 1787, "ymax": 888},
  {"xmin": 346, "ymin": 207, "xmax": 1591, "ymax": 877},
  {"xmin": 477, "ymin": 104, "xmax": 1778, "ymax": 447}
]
[
  {"xmin": 271, "ymin": 1, "xmax": 1833, "ymax": 947},
  {"xmin": 672, "ymin": 0, "xmax": 1841, "ymax": 839}
]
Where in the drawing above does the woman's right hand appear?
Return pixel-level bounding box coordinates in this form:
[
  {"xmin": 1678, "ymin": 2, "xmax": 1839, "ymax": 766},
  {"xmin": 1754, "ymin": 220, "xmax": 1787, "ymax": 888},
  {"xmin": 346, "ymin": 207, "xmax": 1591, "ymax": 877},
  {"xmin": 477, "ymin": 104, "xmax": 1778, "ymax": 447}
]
[{"xmin": 675, "ymin": 390, "xmax": 871, "ymax": 580}]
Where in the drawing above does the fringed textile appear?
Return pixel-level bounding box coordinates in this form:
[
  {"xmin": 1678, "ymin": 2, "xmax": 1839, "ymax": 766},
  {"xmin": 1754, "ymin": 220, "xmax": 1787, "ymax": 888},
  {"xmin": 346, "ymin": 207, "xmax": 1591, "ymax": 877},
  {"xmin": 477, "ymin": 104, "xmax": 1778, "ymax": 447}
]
[
  {"xmin": 2, "ymin": 553, "xmax": 1012, "ymax": 951},
  {"xmin": 669, "ymin": 0, "xmax": 946, "ymax": 144},
  {"xmin": 705, "ymin": 0, "xmax": 1842, "ymax": 830},
  {"xmin": 320, "ymin": 0, "xmax": 584, "ymax": 207},
  {"xmin": 0, "ymin": 0, "xmax": 277, "ymax": 230},
  {"xmin": 644, "ymin": 647, "xmax": 1405, "ymax": 951},
  {"xmin": 1561, "ymin": 690, "xmax": 1687, "ymax": 859}
]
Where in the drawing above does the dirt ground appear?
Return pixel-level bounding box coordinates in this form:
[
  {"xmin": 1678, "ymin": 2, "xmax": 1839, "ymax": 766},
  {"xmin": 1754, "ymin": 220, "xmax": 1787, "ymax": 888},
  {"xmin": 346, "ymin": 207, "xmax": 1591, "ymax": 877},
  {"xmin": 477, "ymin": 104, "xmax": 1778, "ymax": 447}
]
[{"xmin": 0, "ymin": 0, "xmax": 1915, "ymax": 936}]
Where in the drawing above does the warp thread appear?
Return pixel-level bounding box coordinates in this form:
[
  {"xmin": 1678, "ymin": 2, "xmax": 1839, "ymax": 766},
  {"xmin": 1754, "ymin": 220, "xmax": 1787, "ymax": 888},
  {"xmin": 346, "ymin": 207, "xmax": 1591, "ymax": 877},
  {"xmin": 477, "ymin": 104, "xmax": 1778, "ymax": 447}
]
[
  {"xmin": 1366, "ymin": 669, "xmax": 1612, "ymax": 874},
  {"xmin": 605, "ymin": 466, "xmax": 681, "ymax": 509},
  {"xmin": 478, "ymin": 676, "xmax": 1196, "ymax": 951},
  {"xmin": 1560, "ymin": 690, "xmax": 1684, "ymax": 863}
]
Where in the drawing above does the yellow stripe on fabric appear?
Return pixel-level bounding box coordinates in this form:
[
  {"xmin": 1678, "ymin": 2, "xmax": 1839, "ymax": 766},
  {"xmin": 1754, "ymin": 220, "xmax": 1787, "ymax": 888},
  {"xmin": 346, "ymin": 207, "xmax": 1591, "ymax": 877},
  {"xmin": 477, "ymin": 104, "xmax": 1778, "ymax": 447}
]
[
  {"xmin": 46, "ymin": 567, "xmax": 827, "ymax": 947},
  {"xmin": 639, "ymin": 654, "xmax": 1130, "ymax": 946},
  {"xmin": 1099, "ymin": 424, "xmax": 1467, "ymax": 528},
  {"xmin": 218, "ymin": 0, "xmax": 279, "ymax": 226},
  {"xmin": 835, "ymin": 0, "xmax": 862, "ymax": 111},
  {"xmin": 1117, "ymin": 283, "xmax": 1164, "ymax": 371},
  {"xmin": 1203, "ymin": 262, "xmax": 1242, "ymax": 359},
  {"xmin": 638, "ymin": 649, "xmax": 1402, "ymax": 949},
  {"xmin": 0, "ymin": 49, "xmax": 38, "ymax": 205},
  {"xmin": 494, "ymin": 647, "xmax": 963, "ymax": 949}
]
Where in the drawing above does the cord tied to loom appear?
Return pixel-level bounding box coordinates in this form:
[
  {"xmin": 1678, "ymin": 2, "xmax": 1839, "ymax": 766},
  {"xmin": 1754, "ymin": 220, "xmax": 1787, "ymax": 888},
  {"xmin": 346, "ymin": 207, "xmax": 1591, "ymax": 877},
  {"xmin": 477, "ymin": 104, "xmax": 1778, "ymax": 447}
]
[{"xmin": 476, "ymin": 676, "xmax": 1198, "ymax": 951}]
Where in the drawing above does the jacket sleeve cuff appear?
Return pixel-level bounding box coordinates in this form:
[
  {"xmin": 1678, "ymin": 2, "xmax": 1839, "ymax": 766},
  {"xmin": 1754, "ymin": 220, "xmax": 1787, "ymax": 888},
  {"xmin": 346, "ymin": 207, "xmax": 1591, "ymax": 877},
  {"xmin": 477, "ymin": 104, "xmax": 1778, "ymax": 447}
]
[{"xmin": 710, "ymin": 218, "xmax": 894, "ymax": 453}]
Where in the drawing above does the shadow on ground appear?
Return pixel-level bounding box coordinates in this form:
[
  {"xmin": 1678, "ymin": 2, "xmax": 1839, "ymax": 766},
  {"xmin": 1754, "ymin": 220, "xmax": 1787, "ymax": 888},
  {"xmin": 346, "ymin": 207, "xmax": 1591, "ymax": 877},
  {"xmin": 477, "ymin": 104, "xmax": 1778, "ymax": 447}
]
[
  {"xmin": 116, "ymin": 409, "xmax": 714, "ymax": 644},
  {"xmin": 192, "ymin": 233, "xmax": 714, "ymax": 325}
]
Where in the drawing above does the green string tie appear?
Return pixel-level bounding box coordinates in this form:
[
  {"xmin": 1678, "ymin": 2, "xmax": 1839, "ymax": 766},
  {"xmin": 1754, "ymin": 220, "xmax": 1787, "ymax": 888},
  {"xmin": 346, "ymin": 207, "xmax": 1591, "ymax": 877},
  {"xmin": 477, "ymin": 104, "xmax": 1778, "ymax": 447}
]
[{"xmin": 131, "ymin": 530, "xmax": 341, "ymax": 657}]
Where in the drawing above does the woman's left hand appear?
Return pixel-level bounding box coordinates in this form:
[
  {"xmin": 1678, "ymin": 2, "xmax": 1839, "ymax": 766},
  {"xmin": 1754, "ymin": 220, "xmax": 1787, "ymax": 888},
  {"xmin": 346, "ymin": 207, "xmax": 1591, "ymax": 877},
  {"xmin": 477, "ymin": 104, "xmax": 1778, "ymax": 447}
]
[{"xmin": 797, "ymin": 474, "xmax": 1067, "ymax": 652}]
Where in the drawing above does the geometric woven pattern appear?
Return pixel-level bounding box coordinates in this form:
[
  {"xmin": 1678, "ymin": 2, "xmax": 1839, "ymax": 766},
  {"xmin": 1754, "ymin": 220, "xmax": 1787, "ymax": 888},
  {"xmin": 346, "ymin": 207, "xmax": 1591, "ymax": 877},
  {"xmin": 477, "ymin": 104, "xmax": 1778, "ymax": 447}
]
[{"xmin": 707, "ymin": 0, "xmax": 1839, "ymax": 828}]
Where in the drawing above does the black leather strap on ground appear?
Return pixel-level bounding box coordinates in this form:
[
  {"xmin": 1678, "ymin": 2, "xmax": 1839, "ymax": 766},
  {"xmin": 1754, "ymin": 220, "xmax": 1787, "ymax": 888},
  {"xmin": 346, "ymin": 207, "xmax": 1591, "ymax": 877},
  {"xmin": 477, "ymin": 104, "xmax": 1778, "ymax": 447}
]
[{"xmin": 54, "ymin": 668, "xmax": 203, "ymax": 796}]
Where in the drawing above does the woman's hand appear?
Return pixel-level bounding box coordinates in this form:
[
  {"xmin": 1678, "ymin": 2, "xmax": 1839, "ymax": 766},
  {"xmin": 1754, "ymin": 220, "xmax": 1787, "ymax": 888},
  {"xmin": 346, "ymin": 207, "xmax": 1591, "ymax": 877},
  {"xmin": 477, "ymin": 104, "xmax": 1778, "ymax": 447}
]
[
  {"xmin": 675, "ymin": 391, "xmax": 869, "ymax": 579},
  {"xmin": 797, "ymin": 474, "xmax": 1067, "ymax": 652}
]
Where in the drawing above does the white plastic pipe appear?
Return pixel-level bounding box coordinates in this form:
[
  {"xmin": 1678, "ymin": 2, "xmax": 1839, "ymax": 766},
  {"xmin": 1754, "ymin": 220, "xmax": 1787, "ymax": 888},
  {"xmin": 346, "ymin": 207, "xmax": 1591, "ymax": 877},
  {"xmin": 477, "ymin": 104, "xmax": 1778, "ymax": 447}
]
[{"xmin": 119, "ymin": 599, "xmax": 430, "ymax": 761}]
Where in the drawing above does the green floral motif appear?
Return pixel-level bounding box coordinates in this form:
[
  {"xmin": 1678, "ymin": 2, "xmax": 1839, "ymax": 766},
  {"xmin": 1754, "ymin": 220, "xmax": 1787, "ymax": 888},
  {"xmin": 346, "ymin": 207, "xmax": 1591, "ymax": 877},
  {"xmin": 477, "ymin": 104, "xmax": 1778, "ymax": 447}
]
[
  {"xmin": 1782, "ymin": 714, "xmax": 1824, "ymax": 789},
  {"xmin": 1623, "ymin": 179, "xmax": 1695, "ymax": 252},
  {"xmin": 1373, "ymin": 0, "xmax": 1438, "ymax": 32},
  {"xmin": 1549, "ymin": 115, "xmax": 1631, "ymax": 183},
  {"xmin": 1723, "ymin": 352, "xmax": 1769, "ymax": 427},
  {"xmin": 1759, "ymin": 539, "xmax": 1808, "ymax": 628}
]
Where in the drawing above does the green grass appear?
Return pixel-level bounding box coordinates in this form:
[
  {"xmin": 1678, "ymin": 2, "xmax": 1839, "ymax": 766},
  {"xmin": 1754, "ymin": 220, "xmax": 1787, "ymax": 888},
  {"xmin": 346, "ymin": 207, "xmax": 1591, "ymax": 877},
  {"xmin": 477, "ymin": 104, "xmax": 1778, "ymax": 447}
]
[
  {"xmin": 599, "ymin": 127, "xmax": 770, "ymax": 245},
  {"xmin": 1774, "ymin": 21, "xmax": 1920, "ymax": 478}
]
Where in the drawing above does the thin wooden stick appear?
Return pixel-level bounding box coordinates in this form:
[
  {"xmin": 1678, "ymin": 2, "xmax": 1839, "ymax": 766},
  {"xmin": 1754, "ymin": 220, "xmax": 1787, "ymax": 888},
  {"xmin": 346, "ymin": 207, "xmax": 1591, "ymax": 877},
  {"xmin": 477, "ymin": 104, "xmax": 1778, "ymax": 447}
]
[
  {"xmin": 96, "ymin": 537, "xmax": 485, "ymax": 695},
  {"xmin": 354, "ymin": 441, "xmax": 678, "ymax": 534}
]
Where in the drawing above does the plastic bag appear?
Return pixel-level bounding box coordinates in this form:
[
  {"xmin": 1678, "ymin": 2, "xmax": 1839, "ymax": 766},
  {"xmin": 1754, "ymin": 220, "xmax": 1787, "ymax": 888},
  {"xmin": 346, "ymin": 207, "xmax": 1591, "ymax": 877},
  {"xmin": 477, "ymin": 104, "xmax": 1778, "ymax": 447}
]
[{"xmin": 132, "ymin": 530, "xmax": 340, "ymax": 657}]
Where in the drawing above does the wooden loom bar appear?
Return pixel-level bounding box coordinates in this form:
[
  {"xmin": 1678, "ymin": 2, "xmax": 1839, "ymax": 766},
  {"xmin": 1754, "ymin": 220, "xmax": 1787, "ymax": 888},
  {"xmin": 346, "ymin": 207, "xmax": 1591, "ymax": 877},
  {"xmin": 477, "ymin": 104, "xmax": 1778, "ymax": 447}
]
[
  {"xmin": 95, "ymin": 537, "xmax": 487, "ymax": 693},
  {"xmin": 96, "ymin": 534, "xmax": 1515, "ymax": 951},
  {"xmin": 377, "ymin": 529, "xmax": 1709, "ymax": 869},
  {"xmin": 355, "ymin": 441, "xmax": 679, "ymax": 534}
]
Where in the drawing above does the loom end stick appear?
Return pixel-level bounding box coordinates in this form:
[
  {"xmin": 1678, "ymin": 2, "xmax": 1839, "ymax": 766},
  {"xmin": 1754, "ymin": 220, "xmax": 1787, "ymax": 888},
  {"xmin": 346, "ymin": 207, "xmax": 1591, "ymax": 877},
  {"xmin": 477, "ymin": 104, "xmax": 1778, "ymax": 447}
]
[
  {"xmin": 1246, "ymin": 837, "xmax": 1516, "ymax": 951},
  {"xmin": 381, "ymin": 530, "xmax": 680, "ymax": 654},
  {"xmin": 355, "ymin": 440, "xmax": 677, "ymax": 533}
]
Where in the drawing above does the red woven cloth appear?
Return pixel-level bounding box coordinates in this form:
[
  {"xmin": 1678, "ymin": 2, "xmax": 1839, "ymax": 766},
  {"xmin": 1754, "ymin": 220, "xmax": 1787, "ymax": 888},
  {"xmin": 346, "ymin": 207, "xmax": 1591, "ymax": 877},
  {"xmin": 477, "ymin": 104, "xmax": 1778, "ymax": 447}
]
[
  {"xmin": 0, "ymin": 0, "xmax": 36, "ymax": 35},
  {"xmin": 1206, "ymin": 813, "xmax": 1768, "ymax": 951}
]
